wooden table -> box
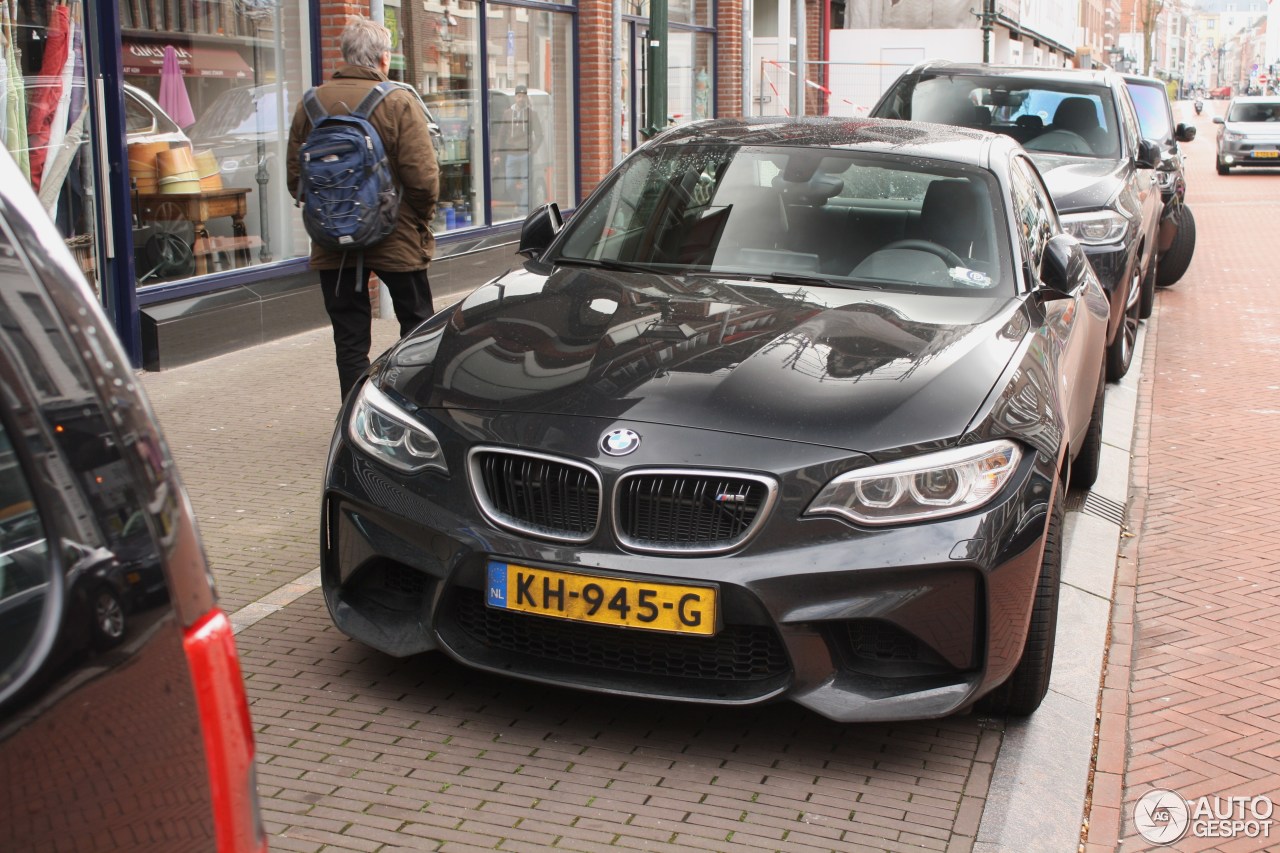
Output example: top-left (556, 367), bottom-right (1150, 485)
top-left (134, 187), bottom-right (253, 276)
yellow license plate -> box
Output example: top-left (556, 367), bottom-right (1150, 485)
top-left (485, 561), bottom-right (717, 635)
top-left (1253, 151), bottom-right (1279, 158)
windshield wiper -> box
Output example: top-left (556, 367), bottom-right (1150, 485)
top-left (693, 270), bottom-right (884, 291)
top-left (553, 256), bottom-right (660, 274)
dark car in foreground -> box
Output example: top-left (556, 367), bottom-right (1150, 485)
top-left (0, 155), bottom-right (264, 851)
top-left (1123, 74), bottom-right (1197, 295)
top-left (871, 62), bottom-right (1162, 381)
top-left (1213, 96), bottom-right (1280, 173)
top-left (320, 117), bottom-right (1110, 722)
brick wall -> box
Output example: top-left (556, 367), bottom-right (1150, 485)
top-left (718, 2), bottom-right (744, 118)
top-left (577, 0), bottom-right (614, 199)
top-left (318, 2), bottom-right (371, 77)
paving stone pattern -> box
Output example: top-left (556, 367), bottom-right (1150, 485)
top-left (1083, 114), bottom-right (1280, 851)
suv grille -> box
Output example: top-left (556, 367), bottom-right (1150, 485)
top-left (616, 471), bottom-right (774, 553)
top-left (470, 449), bottom-right (601, 542)
top-left (450, 588), bottom-right (790, 683)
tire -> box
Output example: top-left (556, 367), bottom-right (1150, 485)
top-left (1070, 366), bottom-right (1106, 490)
top-left (980, 477), bottom-right (1064, 716)
top-left (1156, 204), bottom-right (1196, 288)
top-left (91, 586), bottom-right (127, 649)
top-left (1105, 270), bottom-right (1141, 382)
top-left (1217, 160), bottom-right (1230, 175)
top-left (1138, 253), bottom-right (1158, 320)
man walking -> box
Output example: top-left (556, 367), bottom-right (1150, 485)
top-left (286, 17), bottom-right (439, 402)
top-left (495, 84), bottom-right (543, 212)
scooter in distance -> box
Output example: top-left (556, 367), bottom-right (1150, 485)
top-left (1194, 99), bottom-right (1204, 115)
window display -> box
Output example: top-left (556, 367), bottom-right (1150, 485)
top-left (122, 0), bottom-right (311, 286)
top-left (485, 5), bottom-right (574, 223)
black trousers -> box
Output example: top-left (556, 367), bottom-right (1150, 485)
top-left (319, 266), bottom-right (434, 402)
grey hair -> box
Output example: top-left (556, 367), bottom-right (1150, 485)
top-left (341, 17), bottom-right (392, 69)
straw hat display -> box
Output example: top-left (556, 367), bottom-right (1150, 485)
top-left (157, 144), bottom-right (200, 194)
top-left (194, 150), bottom-right (223, 191)
top-left (127, 140), bottom-right (170, 193)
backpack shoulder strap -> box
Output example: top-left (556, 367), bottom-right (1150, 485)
top-left (351, 82), bottom-right (396, 120)
top-left (302, 87), bottom-right (328, 124)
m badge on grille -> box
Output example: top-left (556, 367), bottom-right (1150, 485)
top-left (601, 429), bottom-right (641, 456)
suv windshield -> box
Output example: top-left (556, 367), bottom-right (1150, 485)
top-left (554, 142), bottom-right (1011, 294)
top-left (878, 74), bottom-right (1121, 159)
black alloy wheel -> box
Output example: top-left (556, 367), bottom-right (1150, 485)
top-left (1105, 269), bottom-right (1141, 382)
top-left (1138, 254), bottom-right (1158, 320)
top-left (91, 586), bottom-right (127, 649)
top-left (980, 476), bottom-right (1064, 716)
top-left (1156, 204), bottom-right (1196, 287)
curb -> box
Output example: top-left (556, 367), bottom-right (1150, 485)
top-left (975, 324), bottom-right (1147, 853)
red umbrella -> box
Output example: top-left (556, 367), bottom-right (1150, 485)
top-left (27, 2), bottom-right (71, 193)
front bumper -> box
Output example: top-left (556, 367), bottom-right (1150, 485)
top-left (320, 415), bottom-right (1057, 723)
top-left (1219, 138), bottom-right (1280, 166)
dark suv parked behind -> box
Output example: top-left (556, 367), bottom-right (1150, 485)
top-left (0, 155), bottom-right (265, 850)
top-left (1123, 74), bottom-right (1196, 296)
top-left (872, 63), bottom-right (1163, 380)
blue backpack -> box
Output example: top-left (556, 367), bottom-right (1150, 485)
top-left (297, 82), bottom-right (400, 257)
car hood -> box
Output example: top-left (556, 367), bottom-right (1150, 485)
top-left (380, 267), bottom-right (1027, 454)
top-left (1025, 153), bottom-right (1125, 212)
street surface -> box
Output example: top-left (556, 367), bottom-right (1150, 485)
top-left (136, 102), bottom-right (1278, 852)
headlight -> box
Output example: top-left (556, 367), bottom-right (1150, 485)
top-left (348, 381), bottom-right (448, 474)
top-left (1155, 169), bottom-right (1176, 190)
top-left (806, 440), bottom-right (1021, 525)
top-left (1060, 210), bottom-right (1128, 245)
top-left (1223, 130), bottom-right (1242, 142)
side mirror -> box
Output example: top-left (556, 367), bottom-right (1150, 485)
top-left (1175, 123), bottom-right (1196, 143)
top-left (1136, 139), bottom-right (1161, 169)
top-left (517, 203), bottom-right (563, 258)
top-left (1213, 116), bottom-right (1225, 125)
top-left (1038, 233), bottom-right (1085, 298)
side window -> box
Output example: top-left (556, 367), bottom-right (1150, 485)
top-left (1117, 88), bottom-right (1141, 155)
top-left (1009, 157), bottom-right (1057, 280)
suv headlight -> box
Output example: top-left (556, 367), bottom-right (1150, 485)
top-left (806, 440), bottom-right (1021, 526)
top-left (1155, 169), bottom-right (1177, 190)
top-left (349, 381), bottom-right (448, 474)
top-left (1223, 130), bottom-right (1243, 142)
top-left (1060, 210), bottom-right (1129, 245)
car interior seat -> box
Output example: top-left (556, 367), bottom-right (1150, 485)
top-left (1051, 97), bottom-right (1109, 152)
top-left (710, 184), bottom-right (790, 263)
top-left (914, 179), bottom-right (989, 263)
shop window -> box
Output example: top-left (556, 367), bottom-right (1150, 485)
top-left (486, 5), bottom-right (575, 223)
top-left (122, 1), bottom-right (312, 286)
top-left (410, 0), bottom-right (487, 233)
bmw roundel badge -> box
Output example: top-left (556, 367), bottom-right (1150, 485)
top-left (601, 428), bottom-right (641, 456)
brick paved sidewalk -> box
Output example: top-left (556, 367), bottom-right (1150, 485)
top-left (1083, 118), bottom-right (1280, 851)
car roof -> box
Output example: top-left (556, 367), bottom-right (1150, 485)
top-left (1228, 96), bottom-right (1280, 103)
top-left (905, 61), bottom-right (1119, 88)
top-left (650, 116), bottom-right (1012, 168)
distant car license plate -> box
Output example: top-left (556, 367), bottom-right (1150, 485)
top-left (486, 561), bottom-right (717, 635)
top-left (1253, 151), bottom-right (1279, 158)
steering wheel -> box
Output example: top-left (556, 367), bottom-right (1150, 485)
top-left (880, 239), bottom-right (964, 268)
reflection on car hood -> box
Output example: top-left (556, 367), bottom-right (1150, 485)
top-left (381, 267), bottom-right (1028, 453)
top-left (1025, 153), bottom-right (1124, 213)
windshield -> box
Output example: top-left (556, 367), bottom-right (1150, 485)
top-left (878, 74), bottom-right (1121, 159)
top-left (1126, 83), bottom-right (1172, 143)
top-left (554, 143), bottom-right (1012, 294)
top-left (1227, 101), bottom-right (1280, 123)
